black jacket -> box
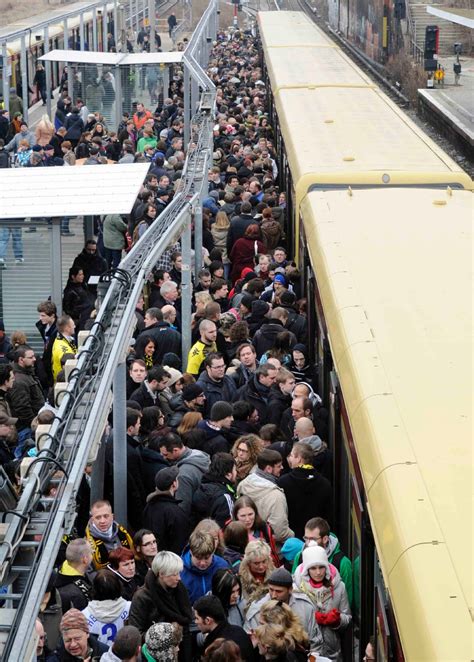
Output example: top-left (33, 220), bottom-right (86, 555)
top-left (283, 307), bottom-right (308, 343)
top-left (196, 420), bottom-right (231, 457)
top-left (140, 445), bottom-right (169, 495)
top-left (54, 568), bottom-right (92, 612)
top-left (267, 386), bottom-right (292, 426)
top-left (200, 621), bottom-right (254, 661)
top-left (278, 467), bottom-right (332, 539)
top-left (196, 371), bottom-right (237, 418)
top-left (234, 375), bottom-right (272, 425)
top-left (64, 113), bottom-right (84, 141)
top-left (143, 492), bottom-right (190, 555)
top-left (62, 282), bottom-right (95, 330)
top-left (9, 364), bottom-right (45, 430)
top-left (136, 322), bottom-right (181, 365)
top-left (168, 395), bottom-right (195, 428)
top-left (226, 213), bottom-right (256, 254)
top-left (105, 434), bottom-right (146, 531)
top-left (252, 321), bottom-right (296, 360)
top-left (192, 473), bottom-right (235, 527)
top-left (130, 382), bottom-right (158, 409)
top-left (72, 250), bottom-right (107, 291)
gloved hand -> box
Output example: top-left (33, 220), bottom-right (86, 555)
top-left (324, 608), bottom-right (341, 628)
top-left (315, 611), bottom-right (328, 625)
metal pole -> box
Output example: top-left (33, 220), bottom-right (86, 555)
top-left (44, 26), bottom-right (52, 118)
top-left (20, 35), bottom-right (29, 123)
top-left (2, 43), bottom-right (9, 118)
top-left (184, 69), bottom-right (190, 146)
top-left (191, 78), bottom-right (198, 114)
top-left (79, 13), bottom-right (85, 51)
top-left (51, 218), bottom-right (63, 314)
top-left (114, 64), bottom-right (122, 133)
top-left (92, 8), bottom-right (98, 51)
top-left (103, 5), bottom-right (108, 52)
top-left (194, 204), bottom-right (203, 282)
top-left (149, 0), bottom-right (156, 52)
top-left (90, 434), bottom-right (106, 503)
top-left (63, 19), bottom-right (70, 100)
top-left (113, 362), bottom-right (127, 526)
top-left (113, 0), bottom-right (119, 49)
top-left (181, 214), bottom-right (192, 363)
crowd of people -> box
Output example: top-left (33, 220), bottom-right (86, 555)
top-left (0, 22), bottom-right (376, 662)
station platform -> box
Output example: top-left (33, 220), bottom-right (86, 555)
top-left (418, 55), bottom-right (474, 147)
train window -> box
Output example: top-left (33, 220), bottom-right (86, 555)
top-left (337, 421), bottom-right (351, 554)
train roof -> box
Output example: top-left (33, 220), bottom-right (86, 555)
top-left (259, 11), bottom-right (472, 191)
top-left (258, 10), bottom-right (332, 48)
top-left (301, 186), bottom-right (473, 661)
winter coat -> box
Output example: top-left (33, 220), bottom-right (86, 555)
top-left (180, 548), bottom-right (228, 604)
top-left (62, 282), bottom-right (95, 330)
top-left (9, 364), bottom-right (45, 430)
top-left (72, 249), bottom-right (107, 288)
top-left (128, 570), bottom-right (192, 661)
top-left (283, 307), bottom-right (308, 343)
top-left (233, 374), bottom-right (273, 425)
top-left (210, 225), bottom-right (230, 263)
top-left (229, 237), bottom-right (265, 283)
top-left (252, 321), bottom-right (296, 360)
top-left (196, 420), bottom-right (231, 457)
top-left (5, 129), bottom-right (36, 152)
top-left (135, 322), bottom-right (181, 365)
top-left (107, 565), bottom-right (141, 601)
top-left (245, 591), bottom-right (324, 654)
top-left (143, 491), bottom-right (190, 555)
top-left (129, 381), bottom-right (158, 409)
top-left (103, 214), bottom-right (127, 250)
top-left (226, 213), bottom-right (257, 254)
top-left (291, 533), bottom-right (353, 609)
top-left (54, 561), bottom-right (92, 611)
top-left (267, 386), bottom-right (292, 426)
top-left (196, 371), bottom-right (237, 418)
top-left (237, 472), bottom-right (294, 543)
top-left (173, 447), bottom-right (210, 515)
top-left (192, 473), bottom-right (236, 527)
top-left (293, 563), bottom-right (351, 661)
top-left (198, 621), bottom-right (254, 661)
top-left (168, 395), bottom-right (196, 429)
top-left (35, 118), bottom-right (55, 146)
top-left (64, 113), bottom-right (85, 141)
top-left (81, 597), bottom-right (130, 644)
top-left (277, 466), bottom-right (332, 539)
top-left (238, 556), bottom-right (275, 606)
top-left (139, 445), bottom-right (169, 495)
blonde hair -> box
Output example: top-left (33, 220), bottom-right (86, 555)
top-left (243, 539), bottom-right (271, 562)
top-left (189, 530), bottom-right (215, 559)
top-left (214, 211), bottom-right (230, 230)
top-left (254, 623), bottom-right (296, 657)
top-left (259, 600), bottom-right (309, 649)
top-left (194, 518), bottom-right (224, 555)
top-left (195, 291), bottom-right (213, 305)
top-left (177, 411), bottom-right (202, 435)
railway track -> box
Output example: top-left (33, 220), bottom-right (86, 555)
top-left (262, 0), bottom-right (474, 175)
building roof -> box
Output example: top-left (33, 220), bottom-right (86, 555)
top-left (426, 5), bottom-right (474, 29)
top-left (39, 49), bottom-right (183, 65)
top-left (0, 164), bottom-right (149, 219)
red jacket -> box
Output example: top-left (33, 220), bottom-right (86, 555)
top-left (229, 237), bottom-right (265, 283)
top-left (133, 109), bottom-right (153, 131)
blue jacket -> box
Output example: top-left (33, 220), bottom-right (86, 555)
top-left (180, 547), bottom-right (228, 605)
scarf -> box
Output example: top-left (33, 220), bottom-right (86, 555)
top-left (148, 573), bottom-right (192, 626)
top-left (88, 520), bottom-right (120, 550)
top-left (255, 467), bottom-right (278, 485)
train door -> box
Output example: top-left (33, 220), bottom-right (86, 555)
top-left (374, 562), bottom-right (405, 662)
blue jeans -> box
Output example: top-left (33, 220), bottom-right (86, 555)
top-left (104, 247), bottom-right (122, 269)
top-left (0, 227), bottom-right (23, 260)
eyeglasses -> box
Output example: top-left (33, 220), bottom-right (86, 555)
top-left (303, 536), bottom-right (322, 543)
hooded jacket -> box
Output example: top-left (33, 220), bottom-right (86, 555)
top-left (277, 466), bottom-right (332, 539)
top-left (237, 471), bottom-right (294, 543)
top-left (136, 322), bottom-right (181, 365)
top-left (192, 472), bottom-right (236, 527)
top-left (245, 591), bottom-right (324, 654)
top-left (180, 547), bottom-right (228, 604)
top-left (144, 491), bottom-right (190, 555)
top-left (81, 597), bottom-right (130, 644)
top-left (293, 563), bottom-right (351, 661)
top-left (267, 386), bottom-right (292, 426)
top-left (173, 447), bottom-right (210, 515)
top-left (234, 374), bottom-right (272, 425)
top-left (196, 371), bottom-right (237, 418)
top-left (252, 321), bottom-right (296, 360)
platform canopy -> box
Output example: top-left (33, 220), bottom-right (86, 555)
top-left (0, 164), bottom-right (149, 219)
top-left (39, 49), bottom-right (183, 65)
top-left (426, 5), bottom-right (474, 29)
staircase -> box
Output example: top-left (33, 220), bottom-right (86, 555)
top-left (408, 1), bottom-right (472, 56)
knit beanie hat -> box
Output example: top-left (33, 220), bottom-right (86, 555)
top-left (210, 401), bottom-right (233, 422)
top-left (60, 608), bottom-right (89, 634)
top-left (281, 537), bottom-right (304, 562)
top-left (268, 567), bottom-right (293, 587)
top-left (145, 622), bottom-right (177, 662)
top-left (163, 366), bottom-right (183, 387)
top-left (302, 542), bottom-right (330, 580)
top-left (274, 274), bottom-right (287, 286)
top-left (182, 384), bottom-right (204, 402)
top-left (240, 293), bottom-right (254, 311)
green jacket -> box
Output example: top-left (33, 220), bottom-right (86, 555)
top-left (292, 533), bottom-right (353, 608)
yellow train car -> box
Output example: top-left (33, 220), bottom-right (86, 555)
top-left (258, 11), bottom-right (473, 251)
top-left (299, 186), bottom-right (473, 661)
